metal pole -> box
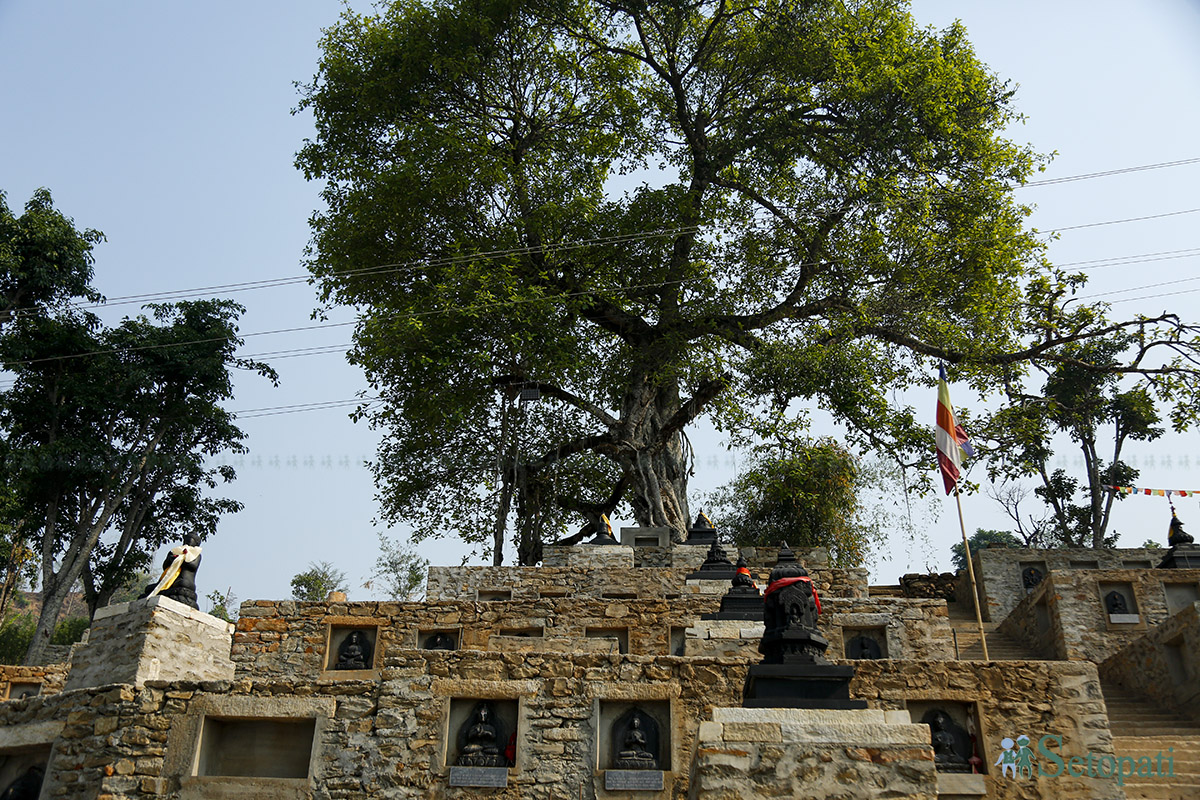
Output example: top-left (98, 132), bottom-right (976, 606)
top-left (956, 488), bottom-right (989, 661)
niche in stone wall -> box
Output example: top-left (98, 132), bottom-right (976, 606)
top-left (1019, 562), bottom-right (1047, 594)
top-left (195, 717), bottom-right (316, 779)
top-left (1164, 582), bottom-right (1200, 615)
top-left (1099, 582), bottom-right (1140, 625)
top-left (1163, 635), bottom-right (1191, 685)
top-left (668, 626), bottom-right (687, 656)
top-left (602, 591), bottom-right (638, 600)
top-left (539, 588), bottom-right (569, 599)
top-left (0, 745), bottom-right (52, 800)
top-left (842, 627), bottom-right (888, 659)
top-left (597, 700), bottom-right (671, 790)
top-left (325, 624), bottom-right (380, 672)
top-left (445, 698), bottom-right (519, 787)
top-left (2, 681), bottom-right (41, 701)
top-left (1123, 560), bottom-right (1153, 569)
top-left (477, 589), bottom-right (512, 601)
top-left (419, 629), bottom-right (459, 651)
top-left (498, 627), bottom-right (543, 638)
top-left (905, 701), bottom-right (984, 775)
top-left (586, 627), bottom-right (629, 654)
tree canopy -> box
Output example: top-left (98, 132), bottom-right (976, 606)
top-left (299, 0), bottom-right (1200, 562)
top-left (291, 561), bottom-right (348, 602)
top-left (708, 439), bottom-right (876, 566)
top-left (0, 300), bottom-right (276, 664)
top-left (0, 188), bottom-right (102, 326)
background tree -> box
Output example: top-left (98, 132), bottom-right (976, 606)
top-left (949, 528), bottom-right (1021, 572)
top-left (300, 0), bottom-right (1200, 561)
top-left (0, 300), bottom-right (275, 664)
top-left (981, 326), bottom-right (1172, 549)
top-left (367, 534), bottom-right (429, 601)
top-left (708, 439), bottom-right (876, 566)
top-left (290, 561), bottom-right (348, 602)
top-left (205, 587), bottom-right (238, 623)
top-left (0, 188), bottom-right (102, 327)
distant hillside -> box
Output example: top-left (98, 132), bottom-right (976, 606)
top-left (7, 590), bottom-right (90, 621)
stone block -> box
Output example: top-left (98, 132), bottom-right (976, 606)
top-left (65, 596), bottom-right (235, 691)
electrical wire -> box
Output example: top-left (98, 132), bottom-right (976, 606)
top-left (1018, 157), bottom-right (1200, 188)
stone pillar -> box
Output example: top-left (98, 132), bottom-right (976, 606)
top-left (64, 595), bottom-right (234, 691)
top-left (689, 707), bottom-right (937, 800)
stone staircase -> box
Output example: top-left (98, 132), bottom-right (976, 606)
top-left (945, 604), bottom-right (1040, 661)
top-left (1102, 682), bottom-right (1200, 800)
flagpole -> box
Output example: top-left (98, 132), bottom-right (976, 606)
top-left (955, 487), bottom-right (989, 661)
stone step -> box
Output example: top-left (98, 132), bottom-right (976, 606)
top-left (868, 585), bottom-right (905, 598)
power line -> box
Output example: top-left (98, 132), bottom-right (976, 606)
top-left (1044, 207), bottom-right (1200, 233)
top-left (63, 226), bottom-right (703, 313)
top-left (1019, 156), bottom-right (1200, 188)
top-left (1060, 247), bottom-right (1200, 271)
top-left (1077, 275), bottom-right (1200, 301)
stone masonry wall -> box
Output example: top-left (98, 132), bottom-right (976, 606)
top-left (0, 663), bottom-right (68, 700)
top-left (426, 564), bottom-right (868, 602)
top-left (64, 597), bottom-right (235, 692)
top-left (970, 547), bottom-right (1165, 622)
top-left (1100, 600), bottom-right (1200, 722)
top-left (231, 593), bottom-right (941, 681)
top-left (851, 660), bottom-right (1121, 800)
top-left (998, 568), bottom-right (1200, 663)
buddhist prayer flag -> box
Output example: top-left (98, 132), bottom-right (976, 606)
top-left (1104, 485), bottom-right (1198, 497)
top-left (936, 366), bottom-right (972, 495)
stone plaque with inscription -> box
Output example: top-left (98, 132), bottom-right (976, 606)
top-left (605, 770), bottom-right (665, 791)
top-left (449, 766), bottom-right (509, 787)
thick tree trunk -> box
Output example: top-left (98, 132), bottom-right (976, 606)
top-left (23, 576), bottom-right (70, 665)
top-left (620, 374), bottom-right (693, 541)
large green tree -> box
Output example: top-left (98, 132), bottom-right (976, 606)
top-left (0, 188), bottom-right (102, 326)
top-left (708, 439), bottom-right (876, 566)
top-left (0, 301), bottom-right (276, 664)
top-left (299, 0), bottom-right (1199, 562)
top-left (981, 329), bottom-right (1167, 549)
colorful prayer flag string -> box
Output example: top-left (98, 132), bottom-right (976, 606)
top-left (1102, 485), bottom-right (1200, 497)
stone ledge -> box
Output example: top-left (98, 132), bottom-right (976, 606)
top-left (96, 595), bottom-right (234, 633)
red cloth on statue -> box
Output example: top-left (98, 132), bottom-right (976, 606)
top-left (762, 575), bottom-right (821, 613)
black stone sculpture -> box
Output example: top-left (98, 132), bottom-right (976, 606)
top-left (686, 537), bottom-right (736, 581)
top-left (702, 555), bottom-right (764, 620)
top-left (423, 632), bottom-right (457, 650)
top-left (684, 512), bottom-right (718, 546)
top-left (923, 709), bottom-right (971, 773)
top-left (742, 543), bottom-right (866, 709)
top-left (1104, 590), bottom-right (1130, 615)
top-left (456, 702), bottom-right (509, 768)
top-left (1021, 566), bottom-right (1044, 592)
top-left (0, 766), bottom-right (44, 800)
top-left (1169, 513), bottom-right (1195, 546)
top-left (138, 532), bottom-right (202, 609)
top-left (587, 514), bottom-right (621, 546)
top-left (334, 630), bottom-right (374, 670)
top-left (845, 632), bottom-right (883, 660)
top-left (1159, 511), bottom-right (1200, 568)
top-left (611, 709), bottom-right (660, 770)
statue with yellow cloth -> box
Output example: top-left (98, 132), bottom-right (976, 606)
top-left (138, 532), bottom-right (203, 610)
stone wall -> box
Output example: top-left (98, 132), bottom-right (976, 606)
top-left (426, 563), bottom-right (867, 603)
top-left (231, 591), bottom-right (930, 681)
top-left (969, 547), bottom-right (1165, 622)
top-left (232, 597), bottom-right (727, 678)
top-left (1100, 600), bottom-right (1200, 722)
top-left (0, 663), bottom-right (68, 700)
top-left (689, 707), bottom-right (938, 800)
top-left (851, 660), bottom-right (1121, 800)
top-left (998, 568), bottom-right (1200, 663)
top-left (64, 596), bottom-right (235, 691)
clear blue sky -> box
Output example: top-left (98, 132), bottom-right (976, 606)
top-left (1, 1), bottom-right (1199, 603)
